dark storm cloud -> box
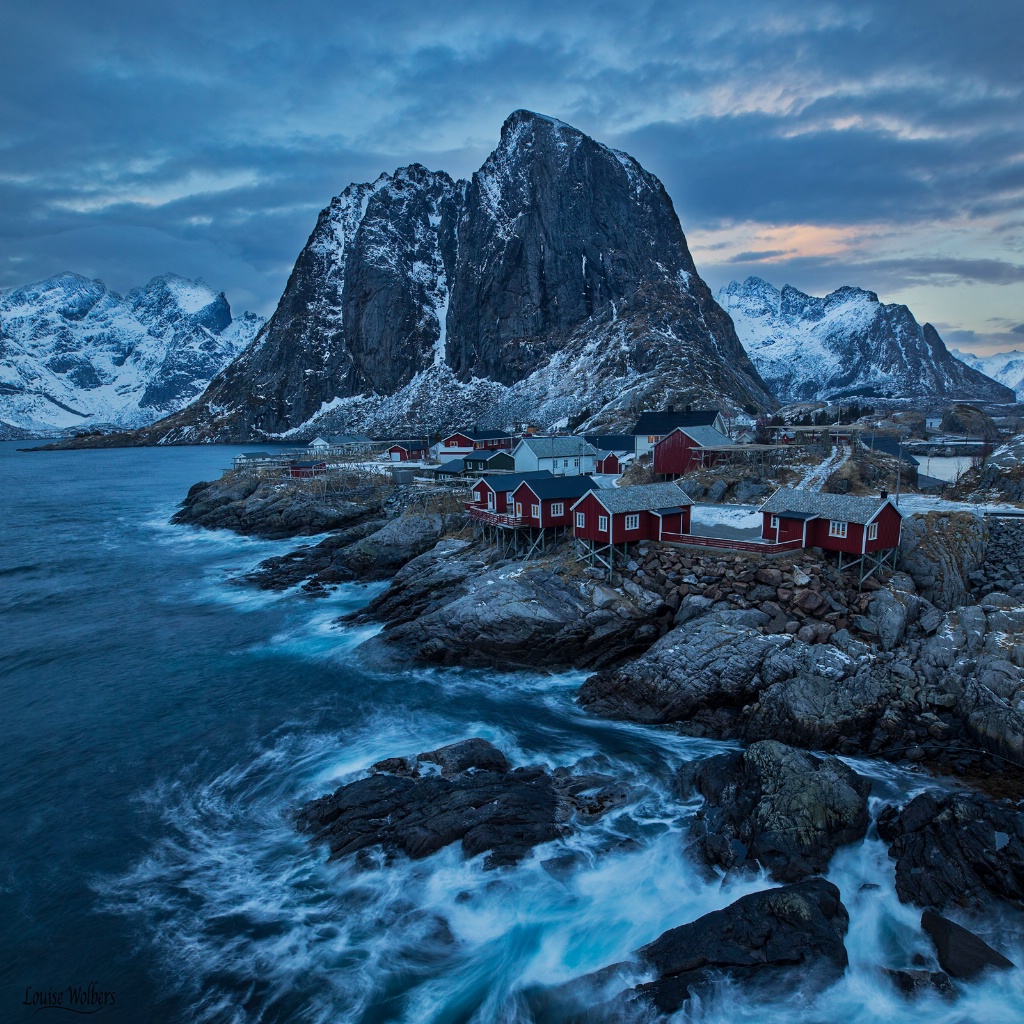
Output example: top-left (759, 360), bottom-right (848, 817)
top-left (1, 0), bottom-right (1022, 316)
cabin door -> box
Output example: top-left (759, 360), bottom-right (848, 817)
top-left (487, 492), bottom-right (495, 509)
top-left (515, 502), bottom-right (523, 519)
top-left (390, 452), bottom-right (401, 462)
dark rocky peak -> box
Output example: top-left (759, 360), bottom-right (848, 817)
top-left (126, 275), bottom-right (231, 334)
top-left (3, 272), bottom-right (111, 321)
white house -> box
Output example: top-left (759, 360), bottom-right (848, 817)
top-left (512, 436), bottom-right (599, 476)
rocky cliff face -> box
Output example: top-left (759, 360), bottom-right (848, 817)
top-left (150, 111), bottom-right (775, 442)
top-left (718, 277), bottom-right (1014, 405)
top-left (952, 348), bottom-right (1024, 401)
top-left (0, 272), bottom-right (262, 435)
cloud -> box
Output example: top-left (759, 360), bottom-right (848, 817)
top-left (0, 0), bottom-right (1021, 333)
top-left (726, 249), bottom-right (792, 262)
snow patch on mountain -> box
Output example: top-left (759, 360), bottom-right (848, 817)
top-left (719, 277), bottom-right (1014, 405)
top-left (0, 273), bottom-right (263, 435)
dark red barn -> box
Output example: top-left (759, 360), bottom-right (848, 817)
top-left (387, 439), bottom-right (429, 461)
top-left (653, 425), bottom-right (735, 477)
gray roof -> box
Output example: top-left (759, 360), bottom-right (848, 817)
top-left (759, 487), bottom-right (893, 525)
top-left (518, 436), bottom-right (598, 459)
top-left (666, 425), bottom-right (735, 448)
top-left (580, 482), bottom-right (694, 514)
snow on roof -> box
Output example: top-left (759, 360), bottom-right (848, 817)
top-left (518, 436), bottom-right (598, 459)
top-left (580, 482), bottom-right (694, 514)
top-left (759, 487), bottom-right (894, 525)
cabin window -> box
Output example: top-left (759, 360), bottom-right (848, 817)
top-left (551, 502), bottom-right (564, 517)
top-left (625, 514), bottom-right (640, 530)
top-left (829, 520), bottom-right (848, 538)
top-left (770, 515), bottom-right (779, 529)
top-left (531, 503), bottom-right (540, 519)
top-left (475, 490), bottom-right (483, 502)
top-left (563, 459), bottom-right (569, 467)
top-left (598, 515), bottom-right (609, 532)
top-left (575, 512), bottom-right (586, 528)
top-left (573, 458), bottom-right (579, 467)
top-left (505, 491), bottom-right (513, 504)
top-left (647, 435), bottom-right (655, 443)
top-left (867, 522), bottom-right (878, 541)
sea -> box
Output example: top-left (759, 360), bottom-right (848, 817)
top-left (2, 440), bottom-right (1023, 1023)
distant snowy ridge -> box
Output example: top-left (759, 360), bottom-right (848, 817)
top-left (0, 273), bottom-right (263, 435)
top-left (718, 277), bottom-right (1013, 405)
top-left (951, 348), bottom-right (1024, 402)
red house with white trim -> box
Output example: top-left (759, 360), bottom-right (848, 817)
top-left (571, 483), bottom-right (693, 545)
top-left (758, 487), bottom-right (903, 554)
top-left (441, 429), bottom-right (517, 451)
top-left (387, 439), bottom-right (429, 461)
top-left (653, 425), bottom-right (735, 477)
top-left (466, 471), bottom-right (554, 514)
top-left (511, 476), bottom-right (596, 528)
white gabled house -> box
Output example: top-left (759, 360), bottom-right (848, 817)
top-left (512, 436), bottom-right (599, 476)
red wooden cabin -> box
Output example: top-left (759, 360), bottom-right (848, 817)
top-left (571, 483), bottom-right (693, 544)
top-left (653, 425), bottom-right (735, 477)
top-left (441, 429), bottom-right (517, 451)
top-left (511, 476), bottom-right (596, 528)
top-left (594, 451), bottom-right (628, 475)
top-left (759, 488), bottom-right (903, 554)
top-left (387, 439), bottom-right (429, 461)
top-left (466, 471), bottom-right (553, 514)
top-left (289, 461), bottom-right (327, 478)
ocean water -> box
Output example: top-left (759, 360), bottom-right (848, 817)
top-left (1, 440), bottom-right (1022, 1023)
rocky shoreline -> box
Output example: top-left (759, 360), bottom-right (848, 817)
top-left (170, 475), bottom-right (1024, 1014)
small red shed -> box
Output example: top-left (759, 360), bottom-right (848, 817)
top-left (289, 461), bottom-right (327, 478)
top-left (571, 482), bottom-right (693, 544)
top-left (759, 487), bottom-right (903, 554)
top-left (441, 429), bottom-right (517, 451)
top-left (653, 425), bottom-right (735, 477)
top-left (387, 438), bottom-right (429, 461)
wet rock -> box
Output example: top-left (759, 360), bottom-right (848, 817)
top-left (921, 910), bottom-right (1015, 980)
top-left (680, 741), bottom-right (871, 882)
top-left (876, 791), bottom-right (1024, 909)
top-left (556, 881), bottom-right (849, 1016)
top-left (297, 740), bottom-right (622, 869)
top-left (882, 967), bottom-right (956, 999)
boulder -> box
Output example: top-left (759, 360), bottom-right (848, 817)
top-left (882, 967), bottom-right (956, 999)
top-left (921, 910), bottom-right (1014, 980)
top-left (877, 791), bottom-right (1024, 909)
top-left (296, 739), bottom-right (625, 869)
top-left (680, 741), bottom-right (871, 882)
top-left (615, 881), bottom-right (849, 1014)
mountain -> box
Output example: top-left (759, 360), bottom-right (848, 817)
top-left (717, 277), bottom-right (1014, 406)
top-left (951, 348), bottom-right (1024, 402)
top-left (0, 273), bottom-right (263, 436)
top-left (147, 110), bottom-right (775, 443)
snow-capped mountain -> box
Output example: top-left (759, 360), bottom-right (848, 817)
top-left (718, 277), bottom-right (1013, 405)
top-left (0, 273), bottom-right (263, 435)
top-left (951, 348), bottom-right (1024, 401)
top-left (143, 110), bottom-right (775, 442)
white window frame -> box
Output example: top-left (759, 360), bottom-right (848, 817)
top-left (867, 522), bottom-right (878, 541)
top-left (575, 512), bottom-right (586, 529)
top-left (551, 502), bottom-right (564, 517)
top-left (598, 514), bottom-right (609, 532)
top-left (563, 458), bottom-right (569, 467)
top-left (505, 491), bottom-right (514, 505)
top-left (625, 513), bottom-right (640, 530)
top-left (531, 503), bottom-right (540, 519)
top-left (829, 520), bottom-right (848, 538)
top-left (770, 514), bottom-right (779, 529)
top-left (573, 458), bottom-right (579, 467)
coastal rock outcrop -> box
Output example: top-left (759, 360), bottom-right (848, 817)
top-left (244, 512), bottom-right (449, 589)
top-left (551, 880), bottom-right (849, 1016)
top-left (898, 512), bottom-right (988, 610)
top-left (355, 543), bottom-right (673, 671)
top-left (877, 791), bottom-right (1024, 910)
top-left (921, 910), bottom-right (1015, 979)
top-left (171, 472), bottom-right (387, 538)
top-left (680, 741), bottom-right (871, 882)
top-left (296, 738), bottom-right (627, 869)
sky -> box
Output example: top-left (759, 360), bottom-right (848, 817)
top-left (2, 0), bottom-right (1022, 355)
